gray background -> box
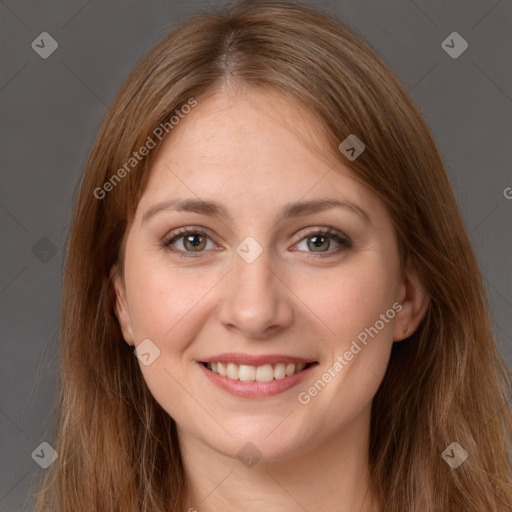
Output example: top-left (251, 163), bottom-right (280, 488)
top-left (0, 1), bottom-right (511, 510)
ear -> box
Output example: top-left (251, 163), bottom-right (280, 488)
top-left (110, 264), bottom-right (135, 346)
top-left (393, 256), bottom-right (430, 342)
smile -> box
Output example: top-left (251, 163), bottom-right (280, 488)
top-left (203, 361), bottom-right (312, 381)
top-left (198, 354), bottom-right (318, 398)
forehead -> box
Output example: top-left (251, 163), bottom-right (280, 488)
top-left (136, 86), bottom-right (374, 219)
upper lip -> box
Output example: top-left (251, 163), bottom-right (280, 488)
top-left (199, 353), bottom-right (317, 366)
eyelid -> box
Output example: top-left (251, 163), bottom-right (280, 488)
top-left (294, 225), bottom-right (344, 241)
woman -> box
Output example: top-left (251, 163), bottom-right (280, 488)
top-left (33, 1), bottom-right (512, 511)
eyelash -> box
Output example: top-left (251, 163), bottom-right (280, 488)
top-left (162, 226), bottom-right (352, 259)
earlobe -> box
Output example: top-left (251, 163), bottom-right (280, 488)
top-left (393, 258), bottom-right (430, 342)
top-left (110, 266), bottom-right (135, 346)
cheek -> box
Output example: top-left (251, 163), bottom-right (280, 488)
top-left (295, 257), bottom-right (399, 346)
top-left (294, 265), bottom-right (397, 418)
top-left (123, 262), bottom-right (207, 422)
top-left (125, 254), bottom-right (205, 343)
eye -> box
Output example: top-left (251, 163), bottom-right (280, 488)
top-left (162, 228), bottom-right (216, 258)
top-left (162, 226), bottom-right (352, 259)
top-left (293, 227), bottom-right (352, 257)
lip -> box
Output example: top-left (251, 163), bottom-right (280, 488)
top-left (197, 359), bottom-right (318, 399)
top-left (199, 352), bottom-right (316, 366)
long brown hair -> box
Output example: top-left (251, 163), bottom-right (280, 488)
top-left (32, 1), bottom-right (512, 510)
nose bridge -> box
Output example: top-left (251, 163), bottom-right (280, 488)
top-left (218, 237), bottom-right (293, 336)
top-left (235, 239), bottom-right (274, 294)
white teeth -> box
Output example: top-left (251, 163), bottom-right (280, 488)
top-left (274, 363), bottom-right (286, 379)
top-left (256, 364), bottom-right (274, 382)
top-left (217, 362), bottom-right (227, 377)
top-left (239, 364), bottom-right (256, 381)
top-left (205, 361), bottom-right (310, 381)
top-left (226, 362), bottom-right (238, 380)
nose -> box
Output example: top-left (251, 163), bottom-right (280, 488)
top-left (217, 243), bottom-right (295, 339)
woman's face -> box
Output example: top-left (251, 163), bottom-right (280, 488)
top-left (113, 86), bottom-right (422, 462)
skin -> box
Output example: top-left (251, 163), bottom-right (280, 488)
top-left (113, 85), bottom-right (429, 512)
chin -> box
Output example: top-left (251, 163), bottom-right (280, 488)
top-left (205, 418), bottom-right (313, 464)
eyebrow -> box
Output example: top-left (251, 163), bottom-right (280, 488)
top-left (141, 197), bottom-right (371, 225)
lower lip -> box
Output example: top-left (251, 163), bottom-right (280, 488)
top-left (197, 362), bottom-right (316, 398)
